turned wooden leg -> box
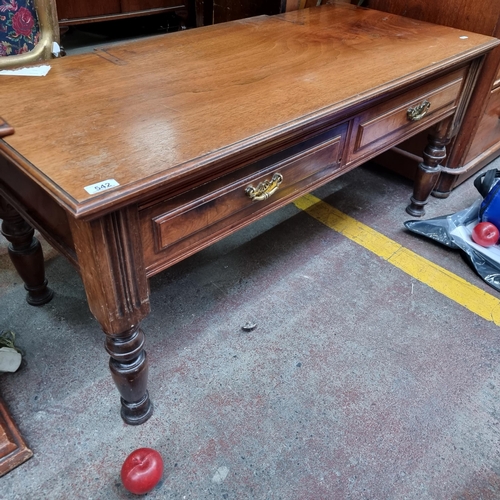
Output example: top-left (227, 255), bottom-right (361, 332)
top-left (106, 325), bottom-right (153, 425)
top-left (406, 132), bottom-right (450, 217)
top-left (69, 207), bottom-right (152, 425)
top-left (432, 172), bottom-right (457, 199)
top-left (0, 200), bottom-right (54, 306)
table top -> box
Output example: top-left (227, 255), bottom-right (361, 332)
top-left (0, 3), bottom-right (498, 218)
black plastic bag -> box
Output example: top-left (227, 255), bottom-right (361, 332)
top-left (405, 169), bottom-right (500, 292)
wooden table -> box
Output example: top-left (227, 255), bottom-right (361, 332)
top-left (364, 0), bottom-right (500, 194)
top-left (0, 3), bottom-right (498, 425)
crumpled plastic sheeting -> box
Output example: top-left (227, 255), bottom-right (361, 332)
top-left (405, 199), bottom-right (500, 292)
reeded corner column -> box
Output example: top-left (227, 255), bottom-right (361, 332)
top-left (69, 206), bottom-right (153, 425)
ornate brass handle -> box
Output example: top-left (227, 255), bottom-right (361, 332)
top-left (407, 100), bottom-right (431, 122)
top-left (245, 173), bottom-right (283, 202)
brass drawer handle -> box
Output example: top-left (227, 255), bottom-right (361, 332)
top-left (407, 100), bottom-right (431, 121)
top-left (245, 173), bottom-right (283, 202)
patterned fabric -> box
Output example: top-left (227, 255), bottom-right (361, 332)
top-left (0, 0), bottom-right (40, 57)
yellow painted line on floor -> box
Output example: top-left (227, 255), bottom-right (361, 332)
top-left (294, 193), bottom-right (500, 326)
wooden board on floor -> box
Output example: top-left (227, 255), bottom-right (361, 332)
top-left (0, 395), bottom-right (32, 477)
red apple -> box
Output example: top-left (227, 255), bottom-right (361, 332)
top-left (471, 221), bottom-right (500, 247)
top-left (121, 448), bottom-right (163, 495)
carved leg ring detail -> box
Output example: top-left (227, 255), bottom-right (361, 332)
top-left (406, 134), bottom-right (449, 218)
top-left (1, 209), bottom-right (54, 306)
top-left (106, 326), bottom-right (153, 425)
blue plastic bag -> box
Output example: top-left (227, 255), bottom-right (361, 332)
top-left (405, 169), bottom-right (500, 292)
top-left (475, 169), bottom-right (500, 229)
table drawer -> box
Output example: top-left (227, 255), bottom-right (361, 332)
top-left (348, 67), bottom-right (467, 163)
top-left (140, 124), bottom-right (347, 274)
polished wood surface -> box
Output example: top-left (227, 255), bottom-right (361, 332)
top-left (466, 85), bottom-right (500, 163)
top-left (347, 69), bottom-right (466, 162)
top-left (366, 0), bottom-right (500, 35)
top-left (285, 0), bottom-right (361, 13)
top-left (57, 0), bottom-right (191, 26)
top-left (57, 0), bottom-right (121, 20)
top-left (140, 125), bottom-right (347, 274)
top-left (212, 0), bottom-right (281, 23)
top-left (1, 5), bottom-right (495, 217)
top-left (0, 3), bottom-right (498, 424)
top-left (198, 0), bottom-right (289, 25)
top-left (364, 0), bottom-right (500, 194)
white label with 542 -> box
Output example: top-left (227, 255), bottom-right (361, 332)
top-left (84, 179), bottom-right (120, 194)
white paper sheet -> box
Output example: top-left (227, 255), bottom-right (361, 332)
top-left (0, 65), bottom-right (51, 77)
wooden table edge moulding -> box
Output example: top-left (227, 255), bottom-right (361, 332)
top-left (0, 3), bottom-right (498, 425)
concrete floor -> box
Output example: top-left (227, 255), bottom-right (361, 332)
top-left (2, 158), bottom-right (500, 499)
top-left (2, 20), bottom-right (500, 500)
